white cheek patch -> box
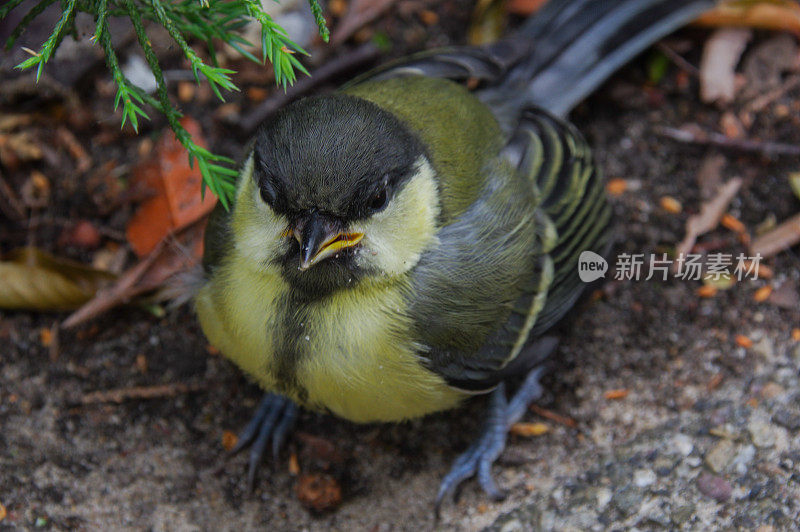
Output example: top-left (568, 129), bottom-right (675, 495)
top-left (231, 155), bottom-right (290, 267)
top-left (352, 157), bottom-right (440, 276)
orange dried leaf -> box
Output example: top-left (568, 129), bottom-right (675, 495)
top-left (206, 344), bottom-right (220, 356)
top-left (697, 284), bottom-right (718, 298)
top-left (289, 452), bottom-right (300, 475)
top-left (39, 328), bottom-right (53, 347)
top-left (419, 9), bottom-right (439, 25)
top-left (510, 422), bottom-right (550, 437)
top-left (0, 501), bottom-right (6, 521)
top-left (221, 430), bottom-right (238, 451)
top-left (135, 354), bottom-right (148, 374)
top-left (126, 117), bottom-right (216, 257)
top-left (506, 0), bottom-right (549, 16)
top-left (604, 389), bottom-right (629, 400)
top-left (721, 213), bottom-right (746, 233)
top-left (660, 196), bottom-right (683, 214)
top-left (735, 334), bottom-right (753, 348)
top-left (753, 285), bottom-right (773, 302)
top-left (606, 178), bottom-right (628, 196)
top-left (791, 328), bottom-right (800, 341)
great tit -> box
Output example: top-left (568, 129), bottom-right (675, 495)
top-left (193, 0), bottom-right (714, 506)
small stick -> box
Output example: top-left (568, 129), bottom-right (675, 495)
top-left (529, 404), bottom-right (578, 428)
top-left (656, 125), bottom-right (800, 157)
top-left (744, 74), bottom-right (800, 113)
top-left (0, 168), bottom-right (25, 221)
top-left (656, 42), bottom-right (699, 76)
top-left (240, 43), bottom-right (381, 134)
top-left (79, 382), bottom-right (206, 405)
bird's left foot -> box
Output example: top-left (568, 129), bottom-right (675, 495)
top-left (229, 393), bottom-right (298, 490)
top-left (435, 367), bottom-right (545, 514)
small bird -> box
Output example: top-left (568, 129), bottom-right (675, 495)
top-left (193, 0), bottom-right (713, 507)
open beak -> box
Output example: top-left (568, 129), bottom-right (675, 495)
top-left (291, 212), bottom-right (364, 271)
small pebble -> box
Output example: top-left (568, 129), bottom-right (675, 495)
top-left (671, 504), bottom-right (695, 525)
top-left (772, 409), bottom-right (800, 431)
top-left (612, 486), bottom-right (643, 516)
top-left (633, 469), bottom-right (656, 487)
top-left (749, 416), bottom-right (776, 448)
top-left (696, 472), bottom-right (732, 502)
top-left (673, 434), bottom-right (694, 456)
top-left (705, 439), bottom-right (736, 473)
top-left (732, 445), bottom-right (756, 475)
top-left (596, 487), bottom-right (612, 509)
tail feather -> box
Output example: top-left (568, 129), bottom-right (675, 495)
top-left (349, 0), bottom-right (715, 118)
top-left (494, 0), bottom-right (715, 115)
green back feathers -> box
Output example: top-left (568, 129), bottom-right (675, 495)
top-left (344, 77), bottom-right (503, 224)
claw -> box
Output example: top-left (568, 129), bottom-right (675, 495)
top-left (435, 367), bottom-right (546, 514)
top-left (229, 393), bottom-right (298, 491)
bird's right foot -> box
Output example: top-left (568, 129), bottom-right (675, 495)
top-left (229, 393), bottom-right (298, 490)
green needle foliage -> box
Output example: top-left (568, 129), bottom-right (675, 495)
top-left (1, 0), bottom-right (329, 208)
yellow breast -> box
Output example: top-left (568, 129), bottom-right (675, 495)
top-left (194, 258), bottom-right (466, 423)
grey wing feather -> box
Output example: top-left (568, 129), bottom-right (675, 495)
top-left (412, 108), bottom-right (610, 391)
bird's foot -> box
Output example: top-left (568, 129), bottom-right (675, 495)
top-left (435, 367), bottom-right (545, 514)
top-left (229, 393), bottom-right (298, 490)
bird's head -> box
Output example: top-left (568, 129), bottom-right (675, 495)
top-left (231, 94), bottom-right (441, 296)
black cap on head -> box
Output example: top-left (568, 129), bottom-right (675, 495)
top-left (253, 94), bottom-right (425, 222)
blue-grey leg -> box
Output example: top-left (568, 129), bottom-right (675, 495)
top-left (435, 366), bottom-right (545, 514)
top-left (229, 393), bottom-right (298, 490)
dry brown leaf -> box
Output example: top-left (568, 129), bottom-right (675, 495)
top-left (694, 0), bottom-right (800, 35)
top-left (753, 285), bottom-right (773, 302)
top-left (767, 280), bottom-right (799, 309)
top-left (604, 389), bottom-right (629, 400)
top-left (676, 178), bottom-right (743, 259)
top-left (221, 430), bottom-right (238, 451)
top-left (697, 154), bottom-right (726, 201)
top-left (750, 212), bottom-right (800, 257)
top-left (510, 422), bottom-right (550, 437)
top-left (721, 213), bottom-right (746, 233)
top-left (469, 0), bottom-right (507, 45)
top-left (699, 28), bottom-right (752, 104)
top-left (735, 334), bottom-right (753, 348)
top-left (660, 196), bottom-right (683, 214)
top-left (506, 0), bottom-right (549, 16)
top-left (0, 248), bottom-right (116, 311)
top-left (697, 284), bottom-right (718, 298)
top-left (606, 178), bottom-right (628, 196)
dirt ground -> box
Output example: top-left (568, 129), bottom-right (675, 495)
top-left (2, 3), bottom-right (800, 531)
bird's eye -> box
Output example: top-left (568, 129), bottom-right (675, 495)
top-left (369, 188), bottom-right (389, 213)
top-left (259, 181), bottom-right (276, 206)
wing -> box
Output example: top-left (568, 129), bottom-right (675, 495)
top-left (410, 108), bottom-right (610, 391)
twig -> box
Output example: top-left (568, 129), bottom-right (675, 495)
top-left (0, 168), bottom-right (26, 221)
top-left (743, 74), bottom-right (800, 113)
top-left (79, 382), bottom-right (206, 404)
top-left (529, 404), bottom-right (578, 428)
top-left (656, 125), bottom-right (800, 157)
top-left (656, 42), bottom-right (699, 76)
top-left (331, 0), bottom-right (398, 45)
top-left (751, 212), bottom-right (800, 258)
top-left (240, 43), bottom-right (381, 134)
